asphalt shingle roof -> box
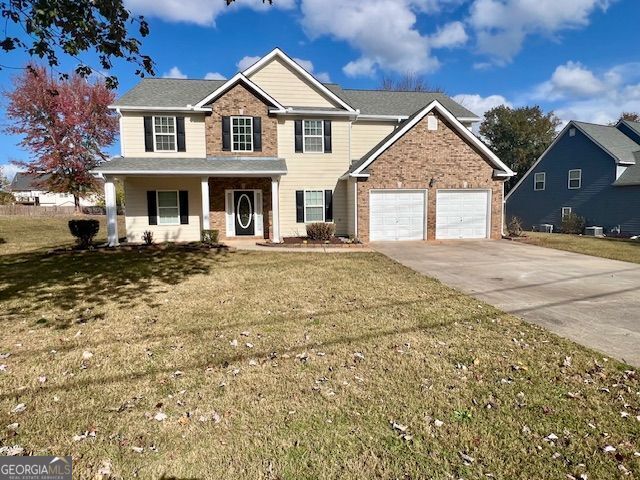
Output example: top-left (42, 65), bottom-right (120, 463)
top-left (114, 78), bottom-right (479, 119)
top-left (9, 172), bottom-right (49, 191)
top-left (574, 121), bottom-right (640, 165)
top-left (94, 157), bottom-right (287, 174)
top-left (613, 161), bottom-right (640, 186)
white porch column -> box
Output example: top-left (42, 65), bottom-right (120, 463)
top-left (201, 176), bottom-right (210, 231)
top-left (271, 176), bottom-right (281, 243)
top-left (104, 176), bottom-right (119, 247)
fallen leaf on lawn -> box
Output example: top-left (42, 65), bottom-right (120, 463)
top-left (434, 419), bottom-right (444, 427)
top-left (391, 421), bottom-right (408, 433)
top-left (459, 452), bottom-right (475, 464)
top-left (545, 433), bottom-right (559, 442)
top-left (96, 459), bottom-right (112, 478)
top-left (248, 359), bottom-right (258, 366)
top-left (230, 339), bottom-right (238, 348)
top-left (241, 331), bottom-right (250, 337)
top-left (563, 356), bottom-right (572, 367)
top-left (0, 353), bottom-right (10, 359)
top-left (603, 445), bottom-right (616, 453)
top-left (0, 365), bottom-right (7, 372)
top-left (172, 370), bottom-right (183, 378)
top-left (245, 343), bottom-right (254, 349)
top-left (178, 416), bottom-right (190, 426)
top-left (620, 412), bottom-right (630, 418)
top-left (82, 351), bottom-right (93, 360)
top-left (154, 412), bottom-right (168, 422)
top-left (353, 352), bottom-right (365, 362)
top-left (6, 423), bottom-right (19, 431)
top-left (0, 445), bottom-right (24, 456)
top-left (37, 376), bottom-right (47, 384)
top-left (131, 446), bottom-right (144, 454)
top-left (12, 403), bottom-right (26, 414)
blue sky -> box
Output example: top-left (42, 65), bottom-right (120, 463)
top-left (2, 0), bottom-right (639, 179)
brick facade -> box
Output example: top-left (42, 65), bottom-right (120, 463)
top-left (356, 111), bottom-right (504, 242)
top-left (205, 83), bottom-right (278, 157)
top-left (208, 177), bottom-right (272, 240)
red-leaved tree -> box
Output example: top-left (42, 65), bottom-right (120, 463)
top-left (5, 65), bottom-right (118, 210)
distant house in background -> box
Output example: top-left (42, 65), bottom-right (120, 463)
top-left (9, 172), bottom-right (101, 207)
top-left (506, 120), bottom-right (640, 236)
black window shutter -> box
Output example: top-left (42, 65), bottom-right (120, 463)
top-left (324, 190), bottom-right (333, 222)
top-left (252, 117), bottom-right (262, 151)
top-left (222, 116), bottom-right (231, 151)
top-left (323, 120), bottom-right (332, 153)
top-left (147, 191), bottom-right (157, 225)
top-left (144, 116), bottom-right (154, 152)
top-left (179, 191), bottom-right (189, 225)
top-left (295, 190), bottom-right (304, 223)
top-left (294, 120), bottom-right (303, 153)
top-left (176, 117), bottom-right (186, 152)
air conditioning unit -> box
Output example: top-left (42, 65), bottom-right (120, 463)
top-left (584, 226), bottom-right (604, 237)
top-left (537, 224), bottom-right (553, 233)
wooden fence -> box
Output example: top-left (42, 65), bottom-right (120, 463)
top-left (0, 205), bottom-right (111, 216)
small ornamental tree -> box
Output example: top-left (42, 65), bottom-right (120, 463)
top-left (5, 65), bottom-right (118, 210)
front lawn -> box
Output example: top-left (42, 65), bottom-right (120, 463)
top-left (0, 218), bottom-right (638, 479)
top-left (518, 231), bottom-right (640, 264)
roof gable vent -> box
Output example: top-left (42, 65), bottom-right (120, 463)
top-left (569, 128), bottom-right (576, 137)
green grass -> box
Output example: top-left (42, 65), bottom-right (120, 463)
top-left (0, 218), bottom-right (638, 479)
top-left (519, 231), bottom-right (640, 264)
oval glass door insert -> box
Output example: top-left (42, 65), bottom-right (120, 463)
top-left (237, 193), bottom-right (253, 228)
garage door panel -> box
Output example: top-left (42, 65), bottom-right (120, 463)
top-left (370, 190), bottom-right (426, 241)
top-left (436, 190), bottom-right (489, 240)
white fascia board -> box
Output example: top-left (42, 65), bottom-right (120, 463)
top-left (92, 169), bottom-right (288, 176)
top-left (457, 116), bottom-right (482, 123)
top-left (356, 114), bottom-right (408, 122)
top-left (109, 105), bottom-right (211, 112)
top-left (351, 100), bottom-right (515, 177)
top-left (270, 108), bottom-right (358, 118)
top-left (242, 48), bottom-right (356, 113)
top-left (194, 72), bottom-right (286, 110)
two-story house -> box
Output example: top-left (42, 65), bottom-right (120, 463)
top-left (94, 48), bottom-right (514, 245)
top-left (506, 120), bottom-right (640, 235)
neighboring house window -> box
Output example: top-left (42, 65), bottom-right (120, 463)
top-left (568, 169), bottom-right (582, 189)
top-left (534, 172), bottom-right (546, 191)
top-left (304, 190), bottom-right (324, 222)
top-left (154, 116), bottom-right (176, 151)
top-left (303, 120), bottom-right (324, 153)
top-left (569, 128), bottom-right (576, 137)
top-left (562, 206), bottom-right (572, 218)
top-left (157, 191), bottom-right (180, 225)
top-left (231, 116), bottom-right (253, 152)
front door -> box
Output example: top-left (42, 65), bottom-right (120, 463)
top-left (234, 191), bottom-right (255, 236)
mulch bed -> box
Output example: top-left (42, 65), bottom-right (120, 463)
top-left (258, 236), bottom-right (367, 248)
top-left (46, 242), bottom-right (234, 255)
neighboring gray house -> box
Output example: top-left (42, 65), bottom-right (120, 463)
top-left (506, 120), bottom-right (640, 235)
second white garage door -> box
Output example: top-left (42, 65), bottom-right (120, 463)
top-left (436, 190), bottom-right (490, 239)
top-left (370, 190), bottom-right (426, 241)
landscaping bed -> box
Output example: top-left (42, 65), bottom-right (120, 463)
top-left (258, 236), bottom-right (366, 248)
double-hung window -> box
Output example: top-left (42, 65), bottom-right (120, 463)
top-left (154, 116), bottom-right (176, 151)
top-left (568, 169), bottom-right (581, 189)
top-left (303, 120), bottom-right (324, 153)
top-left (561, 206), bottom-right (572, 218)
top-left (231, 116), bottom-right (253, 152)
top-left (304, 190), bottom-right (324, 222)
top-left (534, 172), bottom-right (546, 191)
top-left (157, 191), bottom-right (180, 225)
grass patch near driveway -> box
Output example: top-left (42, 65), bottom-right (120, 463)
top-left (0, 219), bottom-right (639, 478)
top-left (518, 232), bottom-right (640, 264)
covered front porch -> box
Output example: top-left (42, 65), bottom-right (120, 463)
top-left (94, 157), bottom-right (287, 246)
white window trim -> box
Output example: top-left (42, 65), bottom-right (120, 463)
top-left (568, 169), bottom-right (582, 189)
top-left (534, 172), bottom-right (546, 191)
top-left (302, 120), bottom-right (324, 154)
top-left (230, 116), bottom-right (254, 153)
top-left (153, 116), bottom-right (177, 153)
top-left (156, 190), bottom-right (180, 226)
top-left (561, 206), bottom-right (572, 218)
top-left (304, 189), bottom-right (325, 223)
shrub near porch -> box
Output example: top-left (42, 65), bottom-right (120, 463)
top-left (0, 218), bottom-right (638, 478)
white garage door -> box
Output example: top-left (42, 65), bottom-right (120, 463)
top-left (436, 190), bottom-right (490, 239)
top-left (370, 190), bottom-right (425, 241)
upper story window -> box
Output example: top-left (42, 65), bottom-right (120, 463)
top-left (534, 172), bottom-right (546, 191)
top-left (568, 169), bottom-right (581, 189)
top-left (303, 120), bottom-right (324, 153)
top-left (231, 116), bottom-right (253, 152)
top-left (154, 116), bottom-right (176, 152)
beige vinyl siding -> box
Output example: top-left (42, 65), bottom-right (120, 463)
top-left (249, 57), bottom-right (338, 109)
top-left (123, 176), bottom-right (202, 242)
top-left (277, 117), bottom-right (350, 236)
top-left (351, 121), bottom-right (397, 159)
top-left (120, 112), bottom-right (207, 158)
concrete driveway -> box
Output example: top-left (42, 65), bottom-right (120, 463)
top-left (373, 240), bottom-right (640, 366)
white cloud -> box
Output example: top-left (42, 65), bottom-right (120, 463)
top-left (204, 72), bottom-right (226, 80)
top-left (533, 61), bottom-right (606, 100)
top-left (237, 55), bottom-right (261, 71)
top-left (453, 93), bottom-right (512, 118)
top-left (468, 0), bottom-right (613, 63)
top-left (429, 21), bottom-right (468, 49)
top-left (300, 0), bottom-right (440, 77)
top-left (162, 66), bottom-right (187, 79)
top-left (125, 0), bottom-right (295, 26)
top-left (1, 163), bottom-right (23, 181)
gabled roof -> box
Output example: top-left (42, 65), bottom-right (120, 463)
top-left (242, 48), bottom-right (356, 112)
top-left (326, 85), bottom-right (479, 120)
top-left (573, 121), bottom-right (640, 164)
top-left (613, 162), bottom-right (640, 186)
top-left (10, 172), bottom-right (49, 191)
top-left (114, 78), bottom-right (226, 109)
top-left (349, 100), bottom-right (514, 177)
top-left (193, 73), bottom-right (285, 110)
